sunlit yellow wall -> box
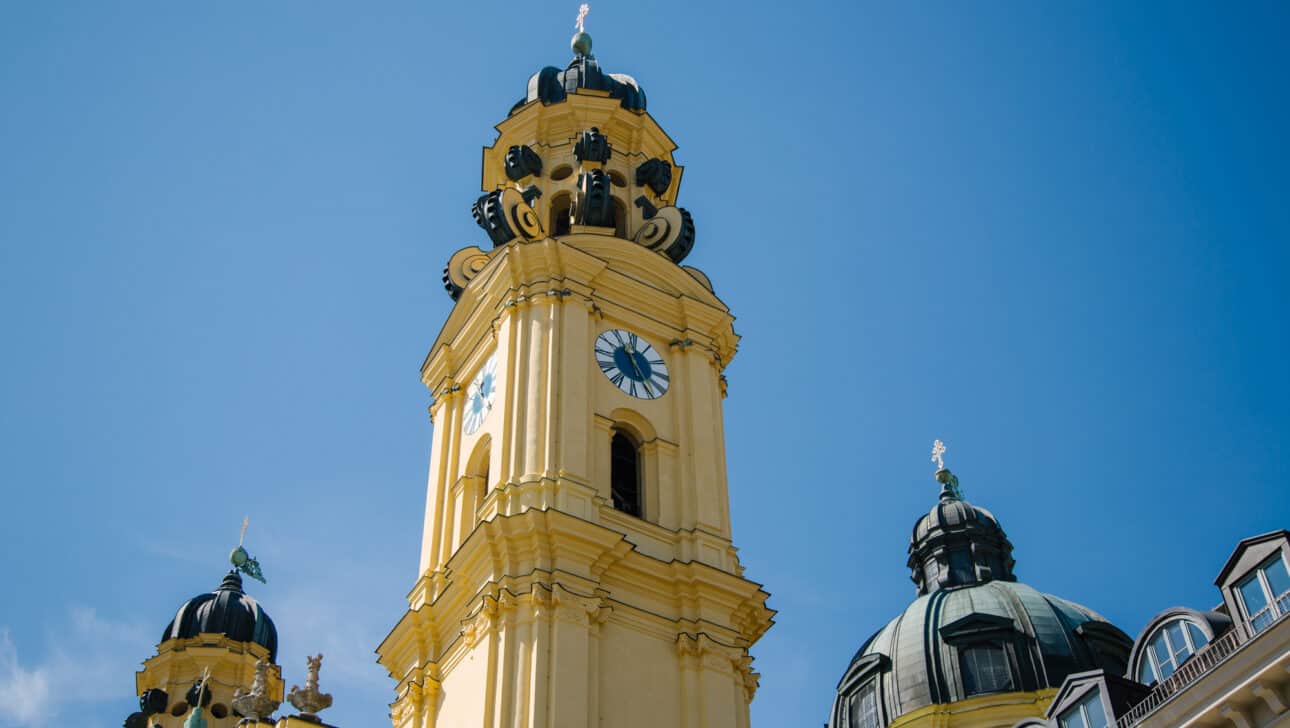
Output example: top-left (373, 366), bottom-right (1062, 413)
top-left (888, 689), bottom-right (1059, 728)
top-left (135, 635), bottom-right (283, 728)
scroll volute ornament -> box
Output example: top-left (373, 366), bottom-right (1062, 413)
top-left (573, 127), bottom-right (612, 165)
top-left (635, 158), bottom-right (672, 196)
top-left (634, 196), bottom-right (695, 263)
top-left (471, 187), bottom-right (545, 247)
top-left (443, 245), bottom-right (491, 301)
top-left (504, 145), bottom-right (543, 182)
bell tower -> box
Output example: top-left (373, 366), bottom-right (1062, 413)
top-left (378, 22), bottom-right (774, 728)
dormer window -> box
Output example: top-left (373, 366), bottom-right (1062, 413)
top-left (1136, 618), bottom-right (1208, 684)
top-left (960, 643), bottom-right (1014, 695)
top-left (1235, 553), bottom-right (1290, 633)
top-left (846, 681), bottom-right (879, 728)
top-left (1058, 688), bottom-right (1108, 728)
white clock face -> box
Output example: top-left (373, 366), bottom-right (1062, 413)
top-left (595, 329), bottom-right (669, 400)
top-left (463, 354), bottom-right (498, 436)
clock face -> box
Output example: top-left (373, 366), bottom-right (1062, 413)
top-left (463, 354), bottom-right (498, 436)
top-left (595, 329), bottom-right (669, 400)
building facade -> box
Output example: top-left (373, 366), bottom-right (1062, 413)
top-left (375, 27), bottom-right (773, 728)
top-left (1019, 530), bottom-right (1290, 728)
top-left (826, 466), bottom-right (1290, 728)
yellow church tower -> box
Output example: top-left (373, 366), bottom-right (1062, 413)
top-left (377, 17), bottom-right (775, 728)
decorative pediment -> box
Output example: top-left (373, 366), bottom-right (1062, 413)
top-left (939, 613), bottom-right (1017, 644)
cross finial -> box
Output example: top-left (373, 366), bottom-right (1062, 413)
top-left (931, 439), bottom-right (947, 472)
top-left (575, 4), bottom-right (589, 32)
top-left (240, 516), bottom-right (249, 546)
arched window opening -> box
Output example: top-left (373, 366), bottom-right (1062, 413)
top-left (550, 192), bottom-right (572, 236)
top-left (612, 197), bottom-right (628, 238)
top-left (960, 644), bottom-right (1013, 696)
top-left (465, 436), bottom-right (492, 512)
top-left (610, 431), bottom-right (641, 517)
top-left (1136, 618), bottom-right (1208, 684)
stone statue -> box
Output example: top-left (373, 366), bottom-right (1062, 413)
top-left (231, 657), bottom-right (280, 723)
top-left (287, 654), bottom-right (333, 720)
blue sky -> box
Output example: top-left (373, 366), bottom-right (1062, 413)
top-left (1, 2), bottom-right (1287, 726)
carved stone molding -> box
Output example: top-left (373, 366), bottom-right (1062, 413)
top-left (675, 633), bottom-right (750, 683)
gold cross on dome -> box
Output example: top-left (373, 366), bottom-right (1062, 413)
top-left (931, 439), bottom-right (946, 472)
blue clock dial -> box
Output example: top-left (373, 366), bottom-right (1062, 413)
top-left (463, 354), bottom-right (498, 435)
top-left (595, 329), bottom-right (669, 399)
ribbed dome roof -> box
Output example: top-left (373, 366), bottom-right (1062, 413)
top-left (162, 571), bottom-right (277, 661)
top-left (913, 498), bottom-right (1002, 542)
top-left (828, 465), bottom-right (1132, 728)
top-left (835, 581), bottom-right (1130, 723)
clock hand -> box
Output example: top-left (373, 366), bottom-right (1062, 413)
top-left (626, 350), bottom-right (646, 382)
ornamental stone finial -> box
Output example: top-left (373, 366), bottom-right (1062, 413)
top-left (287, 654), bottom-right (333, 720)
top-left (231, 658), bottom-right (280, 722)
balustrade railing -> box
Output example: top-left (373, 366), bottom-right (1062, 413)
top-left (1115, 628), bottom-right (1243, 726)
top-left (1115, 603), bottom-right (1289, 727)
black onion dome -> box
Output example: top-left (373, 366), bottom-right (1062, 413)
top-left (516, 54), bottom-right (647, 114)
top-left (162, 571), bottom-right (278, 661)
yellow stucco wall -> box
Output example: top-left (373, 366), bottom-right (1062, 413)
top-left (887, 689), bottom-right (1059, 728)
top-left (135, 635), bottom-right (283, 728)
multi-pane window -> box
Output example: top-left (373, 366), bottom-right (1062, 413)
top-left (1236, 553), bottom-right (1290, 633)
top-left (610, 431), bottom-right (642, 517)
top-left (1059, 689), bottom-right (1109, 728)
top-left (960, 644), bottom-right (1013, 696)
top-left (846, 681), bottom-right (879, 728)
top-left (1136, 618), bottom-right (1209, 685)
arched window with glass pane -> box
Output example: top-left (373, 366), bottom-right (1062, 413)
top-left (610, 430), bottom-right (641, 517)
top-left (1136, 618), bottom-right (1209, 685)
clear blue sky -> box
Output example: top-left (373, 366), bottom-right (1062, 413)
top-left (1, 2), bottom-right (1287, 726)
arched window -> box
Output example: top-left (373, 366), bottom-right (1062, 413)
top-left (1136, 618), bottom-right (1208, 684)
top-left (610, 431), bottom-right (641, 517)
top-left (612, 197), bottom-right (627, 238)
top-left (550, 192), bottom-right (572, 236)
